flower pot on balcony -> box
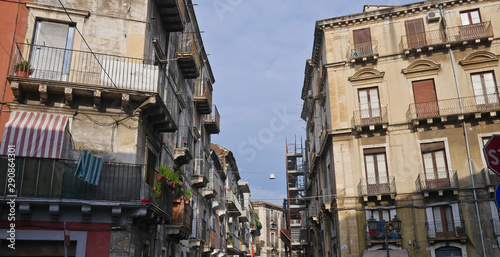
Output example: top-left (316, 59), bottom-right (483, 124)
top-left (15, 70), bottom-right (31, 77)
top-left (174, 197), bottom-right (182, 203)
top-left (184, 199), bottom-right (190, 205)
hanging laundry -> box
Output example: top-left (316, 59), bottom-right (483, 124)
top-left (74, 150), bottom-right (103, 185)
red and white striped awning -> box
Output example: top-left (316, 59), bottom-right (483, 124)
top-left (0, 111), bottom-right (69, 159)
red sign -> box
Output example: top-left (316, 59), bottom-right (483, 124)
top-left (64, 221), bottom-right (70, 246)
top-left (484, 135), bottom-right (500, 176)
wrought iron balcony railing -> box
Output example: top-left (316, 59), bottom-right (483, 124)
top-left (0, 156), bottom-right (174, 215)
top-left (482, 168), bottom-right (500, 187)
top-left (492, 219), bottom-right (500, 236)
top-left (365, 222), bottom-right (402, 243)
top-left (177, 32), bottom-right (200, 78)
top-left (204, 105), bottom-right (220, 134)
top-left (401, 21), bottom-right (493, 51)
top-left (346, 40), bottom-right (379, 62)
top-left (353, 107), bottom-right (388, 128)
top-left (226, 190), bottom-right (243, 216)
top-left (358, 176), bottom-right (396, 197)
top-left (10, 43), bottom-right (179, 124)
top-left (407, 94), bottom-right (500, 122)
top-left (427, 220), bottom-right (466, 239)
top-left (415, 170), bottom-right (459, 192)
top-left (171, 200), bottom-right (193, 231)
top-left (194, 78), bottom-right (213, 114)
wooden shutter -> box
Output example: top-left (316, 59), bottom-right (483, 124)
top-left (353, 28), bottom-right (372, 44)
top-left (405, 19), bottom-right (427, 48)
top-left (413, 79), bottom-right (438, 117)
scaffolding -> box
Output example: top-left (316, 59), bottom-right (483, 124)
top-left (282, 137), bottom-right (308, 257)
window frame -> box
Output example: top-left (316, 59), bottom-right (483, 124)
top-left (460, 9), bottom-right (482, 26)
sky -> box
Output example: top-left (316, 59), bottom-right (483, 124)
top-left (195, 0), bottom-right (418, 205)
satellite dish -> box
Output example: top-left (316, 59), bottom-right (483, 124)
top-left (269, 173), bottom-right (276, 179)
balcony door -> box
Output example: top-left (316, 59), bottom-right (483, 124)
top-left (31, 21), bottom-right (75, 81)
top-left (472, 72), bottom-right (498, 110)
top-left (433, 206), bottom-right (455, 237)
top-left (421, 142), bottom-right (450, 189)
top-left (358, 87), bottom-right (381, 122)
top-left (460, 9), bottom-right (485, 40)
top-left (413, 79), bottom-right (439, 118)
top-left (364, 148), bottom-right (388, 194)
top-left (405, 18), bottom-right (427, 48)
top-left (353, 28), bottom-right (373, 57)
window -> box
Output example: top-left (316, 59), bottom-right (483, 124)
top-left (460, 9), bottom-right (481, 25)
top-left (358, 87), bottom-right (380, 119)
top-left (352, 28), bottom-right (373, 56)
top-left (421, 142), bottom-right (449, 188)
top-left (405, 18), bottom-right (427, 48)
top-left (471, 72), bottom-right (498, 106)
top-left (31, 20), bottom-right (75, 80)
top-left (432, 206), bottom-right (455, 237)
top-left (363, 148), bottom-right (389, 194)
top-left (368, 209), bottom-right (392, 222)
top-left (412, 79), bottom-right (438, 118)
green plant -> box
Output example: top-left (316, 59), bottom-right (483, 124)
top-left (158, 164), bottom-right (180, 184)
top-left (456, 226), bottom-right (464, 233)
top-left (154, 180), bottom-right (162, 201)
top-left (15, 61), bottom-right (34, 74)
top-left (256, 220), bottom-right (262, 230)
top-left (183, 188), bottom-right (192, 200)
top-left (226, 232), bottom-right (234, 244)
top-left (249, 220), bottom-right (255, 227)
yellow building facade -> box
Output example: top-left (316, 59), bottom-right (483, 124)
top-left (301, 1), bottom-right (500, 257)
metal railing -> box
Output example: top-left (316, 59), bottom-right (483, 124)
top-left (407, 94), bottom-right (500, 121)
top-left (415, 170), bottom-right (458, 191)
top-left (353, 107), bottom-right (388, 127)
top-left (401, 21), bottom-right (493, 50)
top-left (205, 105), bottom-right (220, 130)
top-left (227, 190), bottom-right (243, 214)
top-left (358, 176), bottom-right (396, 196)
top-left (195, 78), bottom-right (213, 106)
top-left (177, 32), bottom-right (200, 68)
top-left (427, 220), bottom-right (466, 238)
top-left (482, 168), bottom-right (500, 186)
top-left (194, 158), bottom-right (209, 178)
top-left (347, 40), bottom-right (378, 60)
top-left (0, 156), bottom-right (174, 214)
top-left (176, 126), bottom-right (194, 153)
top-left (11, 43), bottom-right (179, 123)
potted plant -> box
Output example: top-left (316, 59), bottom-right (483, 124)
top-left (14, 61), bottom-right (34, 77)
top-left (249, 220), bottom-right (255, 229)
top-left (456, 226), bottom-right (465, 236)
top-left (157, 164), bottom-right (180, 188)
top-left (183, 188), bottom-right (192, 204)
top-left (226, 232), bottom-right (234, 246)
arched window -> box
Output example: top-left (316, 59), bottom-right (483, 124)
top-left (435, 246), bottom-right (462, 257)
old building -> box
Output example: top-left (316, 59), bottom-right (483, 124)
top-left (0, 0), bottom-right (223, 256)
top-left (253, 201), bottom-right (286, 257)
top-left (301, 0), bottom-right (500, 257)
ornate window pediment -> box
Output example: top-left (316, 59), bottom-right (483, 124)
top-left (348, 68), bottom-right (385, 84)
top-left (459, 51), bottom-right (498, 69)
top-left (402, 59), bottom-right (441, 78)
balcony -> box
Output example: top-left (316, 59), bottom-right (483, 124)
top-left (166, 201), bottom-right (193, 241)
top-left (204, 105), bottom-right (220, 134)
top-left (358, 176), bottom-right (396, 202)
top-left (482, 168), bottom-right (500, 192)
top-left (10, 43), bottom-right (179, 132)
top-left (177, 32), bottom-right (200, 79)
top-left (0, 156), bottom-right (174, 221)
top-left (226, 190), bottom-right (243, 216)
top-left (227, 234), bottom-right (244, 255)
top-left (415, 171), bottom-right (459, 197)
top-left (365, 221), bottom-right (403, 247)
top-left (407, 94), bottom-right (500, 127)
top-left (192, 158), bottom-right (209, 188)
top-left (239, 209), bottom-right (249, 222)
top-left (154, 0), bottom-right (186, 32)
top-left (427, 220), bottom-right (467, 244)
top-left (353, 107), bottom-right (388, 132)
top-left (346, 40), bottom-right (379, 63)
top-left (401, 22), bottom-right (493, 54)
top-left (174, 127), bottom-right (194, 166)
top-left (194, 78), bottom-right (213, 114)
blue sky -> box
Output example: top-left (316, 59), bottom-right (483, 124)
top-left (195, 0), bottom-right (417, 205)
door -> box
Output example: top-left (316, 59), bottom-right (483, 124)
top-left (413, 79), bottom-right (439, 118)
top-left (433, 206), bottom-right (456, 237)
top-left (358, 87), bottom-right (381, 123)
top-left (422, 143), bottom-right (450, 189)
top-left (472, 72), bottom-right (498, 111)
top-left (435, 246), bottom-right (462, 257)
top-left (364, 149), bottom-right (389, 194)
top-left (460, 9), bottom-right (484, 40)
top-left (405, 18), bottom-right (427, 48)
top-left (31, 21), bottom-right (75, 81)
top-left (353, 28), bottom-right (373, 57)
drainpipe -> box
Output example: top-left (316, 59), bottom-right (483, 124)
top-left (439, 5), bottom-right (487, 257)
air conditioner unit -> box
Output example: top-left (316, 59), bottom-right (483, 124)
top-left (427, 11), bottom-right (441, 22)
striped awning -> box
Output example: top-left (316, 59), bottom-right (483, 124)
top-left (0, 111), bottom-right (69, 158)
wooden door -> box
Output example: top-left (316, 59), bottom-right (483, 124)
top-left (405, 19), bottom-right (427, 48)
top-left (413, 79), bottom-right (438, 118)
top-left (353, 28), bottom-right (373, 56)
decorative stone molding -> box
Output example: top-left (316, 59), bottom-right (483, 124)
top-left (458, 50), bottom-right (499, 70)
top-left (402, 59), bottom-right (441, 78)
top-left (348, 68), bottom-right (385, 84)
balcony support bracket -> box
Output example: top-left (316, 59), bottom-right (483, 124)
top-left (39, 84), bottom-right (48, 104)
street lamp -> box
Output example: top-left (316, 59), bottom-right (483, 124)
top-left (367, 215), bottom-right (401, 257)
